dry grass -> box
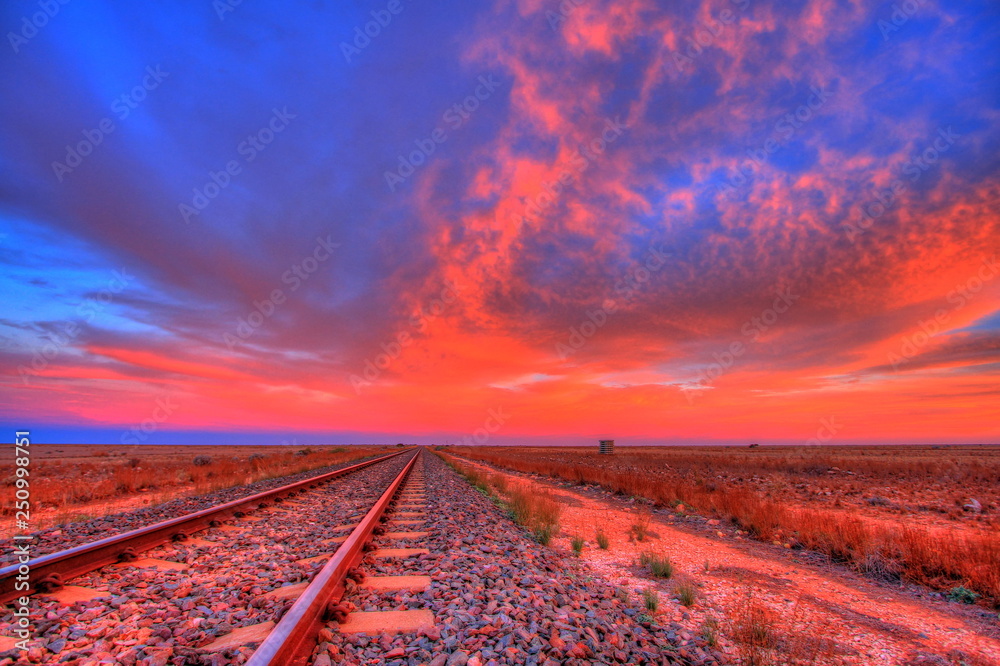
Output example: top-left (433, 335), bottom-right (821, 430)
top-left (435, 452), bottom-right (561, 545)
top-left (675, 580), bottom-right (697, 607)
top-left (639, 551), bottom-right (674, 578)
top-left (508, 483), bottom-right (561, 544)
top-left (630, 505), bottom-right (653, 541)
top-left (731, 594), bottom-right (779, 666)
top-left (451, 445), bottom-right (1000, 606)
top-left (730, 592), bottom-right (839, 666)
top-left (701, 617), bottom-right (719, 647)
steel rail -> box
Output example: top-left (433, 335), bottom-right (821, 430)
top-left (0, 449), bottom-right (413, 604)
top-left (246, 448), bottom-right (421, 665)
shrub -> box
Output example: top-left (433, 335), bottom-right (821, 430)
top-left (676, 581), bottom-right (697, 607)
top-left (490, 472), bottom-right (508, 493)
top-left (571, 536), bottom-right (584, 555)
top-left (640, 551), bottom-right (673, 578)
top-left (596, 529), bottom-right (610, 550)
top-left (643, 588), bottom-right (659, 612)
top-left (533, 524), bottom-right (556, 545)
top-left (630, 506), bottom-right (652, 541)
top-left (947, 586), bottom-right (980, 604)
top-left (731, 596), bottom-right (778, 666)
top-left (701, 618), bottom-right (719, 647)
top-left (192, 456), bottom-right (212, 466)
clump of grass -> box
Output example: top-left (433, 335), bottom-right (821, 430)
top-left (630, 506), bottom-right (652, 541)
top-left (571, 535), bottom-right (584, 555)
top-left (192, 455), bottom-right (212, 466)
top-left (732, 595), bottom-right (779, 666)
top-left (639, 551), bottom-right (673, 578)
top-left (490, 471), bottom-right (509, 493)
top-left (533, 524), bottom-right (556, 545)
top-left (596, 528), bottom-right (610, 550)
top-left (461, 465), bottom-right (491, 494)
top-left (507, 483), bottom-right (561, 544)
top-left (701, 617), bottom-right (719, 647)
top-left (676, 581), bottom-right (697, 607)
top-left (643, 588), bottom-right (659, 612)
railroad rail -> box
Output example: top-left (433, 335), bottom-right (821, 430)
top-left (0, 448), bottom-right (413, 604)
top-left (247, 447), bottom-right (420, 665)
top-left (0, 447), bottom-right (718, 665)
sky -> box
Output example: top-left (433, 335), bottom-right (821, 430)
top-left (0, 0), bottom-right (998, 447)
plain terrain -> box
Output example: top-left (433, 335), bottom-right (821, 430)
top-left (446, 445), bottom-right (1000, 607)
top-left (0, 444), bottom-right (391, 532)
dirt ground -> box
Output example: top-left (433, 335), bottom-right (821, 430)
top-left (461, 458), bottom-right (1000, 666)
top-left (1, 443), bottom-right (298, 464)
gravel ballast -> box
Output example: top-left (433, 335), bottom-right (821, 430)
top-left (0, 452), bottom-right (394, 568)
top-left (312, 451), bottom-right (726, 665)
top-left (0, 454), bottom-right (413, 665)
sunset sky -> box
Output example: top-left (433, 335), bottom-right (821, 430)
top-left (1, 0), bottom-right (998, 446)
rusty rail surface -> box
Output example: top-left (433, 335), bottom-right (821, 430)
top-left (246, 448), bottom-right (421, 665)
top-left (0, 449), bottom-right (413, 604)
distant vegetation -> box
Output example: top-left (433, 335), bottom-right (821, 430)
top-left (434, 451), bottom-right (561, 546)
top-left (453, 445), bottom-right (1000, 606)
top-left (1, 445), bottom-right (387, 531)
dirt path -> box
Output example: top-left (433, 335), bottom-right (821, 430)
top-left (461, 460), bottom-right (1000, 666)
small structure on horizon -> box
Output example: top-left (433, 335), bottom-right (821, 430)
top-left (599, 439), bottom-right (615, 455)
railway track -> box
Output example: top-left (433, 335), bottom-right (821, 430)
top-left (1, 449), bottom-right (719, 666)
top-left (0, 450), bottom-right (412, 605)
